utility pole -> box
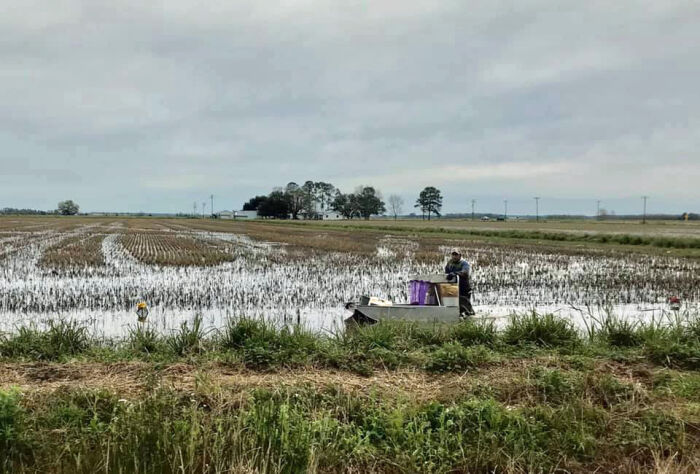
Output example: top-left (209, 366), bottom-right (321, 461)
top-left (534, 197), bottom-right (540, 222)
top-left (504, 199), bottom-right (508, 220)
top-left (193, 202), bottom-right (197, 218)
top-left (202, 202), bottom-right (206, 218)
top-left (210, 194), bottom-right (214, 218)
top-left (642, 196), bottom-right (648, 224)
top-left (596, 200), bottom-right (601, 220)
top-left (471, 199), bottom-right (476, 221)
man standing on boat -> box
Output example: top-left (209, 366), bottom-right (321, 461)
top-left (445, 250), bottom-right (475, 317)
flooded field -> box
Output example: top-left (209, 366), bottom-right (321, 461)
top-left (1, 217), bottom-right (699, 337)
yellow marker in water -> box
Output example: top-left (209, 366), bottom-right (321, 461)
top-left (136, 302), bottom-right (149, 322)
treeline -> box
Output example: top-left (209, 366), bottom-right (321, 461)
top-left (1, 200), bottom-right (81, 216)
top-left (0, 208), bottom-right (54, 215)
top-left (243, 182), bottom-right (443, 220)
top-left (243, 181), bottom-right (386, 220)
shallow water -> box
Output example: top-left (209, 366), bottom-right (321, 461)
top-left (1, 227), bottom-right (698, 337)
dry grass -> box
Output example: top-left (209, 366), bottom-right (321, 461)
top-left (0, 357), bottom-right (670, 403)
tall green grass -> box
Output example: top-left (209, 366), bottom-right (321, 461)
top-left (0, 319), bottom-right (91, 360)
top-left (166, 314), bottom-right (207, 356)
top-left (0, 383), bottom-right (694, 473)
top-left (503, 312), bottom-right (580, 348)
top-left (220, 317), bottom-right (318, 369)
top-left (1, 312), bottom-right (698, 371)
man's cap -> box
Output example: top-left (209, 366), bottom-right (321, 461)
top-left (450, 249), bottom-right (461, 255)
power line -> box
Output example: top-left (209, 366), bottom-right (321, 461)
top-left (642, 196), bottom-right (649, 224)
top-left (534, 197), bottom-right (540, 222)
top-left (471, 199), bottom-right (476, 221)
top-left (504, 199), bottom-right (508, 220)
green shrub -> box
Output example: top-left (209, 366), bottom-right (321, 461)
top-left (425, 343), bottom-right (492, 373)
top-left (503, 312), bottom-right (580, 348)
top-left (315, 342), bottom-right (373, 376)
top-left (646, 340), bottom-right (700, 370)
top-left (653, 373), bottom-right (700, 402)
top-left (614, 409), bottom-right (685, 451)
top-left (166, 315), bottom-right (206, 356)
top-left (586, 374), bottom-right (639, 406)
top-left (345, 322), bottom-right (397, 351)
top-left (601, 319), bottom-right (643, 347)
top-left (128, 325), bottom-right (163, 355)
top-left (685, 317), bottom-right (700, 342)
top-left (0, 388), bottom-right (30, 466)
top-left (451, 319), bottom-right (497, 346)
top-left (532, 368), bottom-right (580, 404)
top-left (0, 320), bottom-right (91, 360)
top-left (220, 317), bottom-right (278, 350)
top-left (221, 318), bottom-right (317, 369)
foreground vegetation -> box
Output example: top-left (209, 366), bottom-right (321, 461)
top-left (1, 312), bottom-right (699, 473)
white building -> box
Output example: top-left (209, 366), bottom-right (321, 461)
top-left (233, 210), bottom-right (258, 219)
top-left (217, 210), bottom-right (258, 219)
top-left (321, 212), bottom-right (342, 220)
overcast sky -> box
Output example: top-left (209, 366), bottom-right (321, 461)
top-left (1, 0), bottom-right (698, 215)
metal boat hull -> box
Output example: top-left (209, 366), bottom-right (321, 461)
top-left (346, 304), bottom-right (460, 325)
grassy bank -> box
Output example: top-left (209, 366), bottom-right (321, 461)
top-left (1, 313), bottom-right (699, 473)
top-left (2, 372), bottom-right (699, 473)
top-left (1, 312), bottom-right (700, 372)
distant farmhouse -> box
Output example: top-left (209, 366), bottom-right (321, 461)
top-left (319, 211), bottom-right (342, 220)
top-left (219, 209), bottom-right (343, 220)
top-left (218, 210), bottom-right (258, 219)
top-left (298, 210), bottom-right (343, 220)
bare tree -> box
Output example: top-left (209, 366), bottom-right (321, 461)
top-left (388, 195), bottom-right (404, 220)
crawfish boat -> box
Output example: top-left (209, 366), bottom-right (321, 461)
top-left (345, 274), bottom-right (464, 326)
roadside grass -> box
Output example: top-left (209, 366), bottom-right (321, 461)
top-left (0, 312), bottom-right (699, 473)
top-left (1, 312), bottom-right (699, 373)
top-left (0, 378), bottom-right (698, 473)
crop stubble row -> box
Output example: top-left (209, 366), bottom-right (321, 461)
top-left (119, 232), bottom-right (235, 266)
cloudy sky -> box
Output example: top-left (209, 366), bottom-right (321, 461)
top-left (1, 0), bottom-right (698, 215)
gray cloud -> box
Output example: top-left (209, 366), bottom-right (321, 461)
top-left (0, 0), bottom-right (698, 214)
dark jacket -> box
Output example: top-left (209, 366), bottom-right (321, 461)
top-left (445, 258), bottom-right (471, 291)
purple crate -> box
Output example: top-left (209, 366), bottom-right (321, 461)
top-left (409, 280), bottom-right (430, 305)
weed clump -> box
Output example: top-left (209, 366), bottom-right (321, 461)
top-left (645, 340), bottom-right (700, 370)
top-left (531, 368), bottom-right (580, 404)
top-left (600, 319), bottom-right (644, 347)
top-left (451, 319), bottom-right (498, 346)
top-left (0, 388), bottom-right (30, 464)
top-left (0, 320), bottom-right (91, 360)
top-left (425, 343), bottom-right (492, 373)
top-left (166, 315), bottom-right (206, 356)
top-left (128, 325), bottom-right (163, 355)
top-left (503, 312), bottom-right (580, 348)
top-left (220, 318), bottom-right (317, 369)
